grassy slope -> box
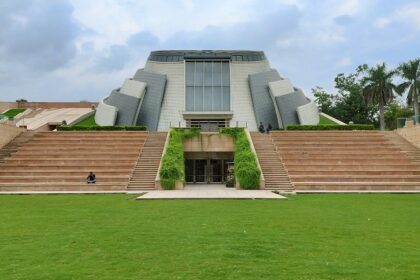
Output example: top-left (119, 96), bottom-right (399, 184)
top-left (0, 195), bottom-right (419, 280)
top-left (73, 115), bottom-right (97, 126)
top-left (319, 114), bottom-right (339, 125)
top-left (2, 108), bottom-right (26, 118)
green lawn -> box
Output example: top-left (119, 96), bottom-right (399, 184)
top-left (319, 114), bottom-right (339, 125)
top-left (1, 195), bottom-right (419, 280)
top-left (2, 108), bottom-right (26, 118)
top-left (73, 114), bottom-right (97, 126)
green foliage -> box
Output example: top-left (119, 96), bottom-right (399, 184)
top-left (159, 128), bottom-right (200, 189)
top-left (384, 101), bottom-right (414, 130)
top-left (3, 108), bottom-right (26, 118)
top-left (287, 124), bottom-right (374, 130)
top-left (222, 128), bottom-right (260, 189)
top-left (57, 125), bottom-right (147, 131)
top-left (397, 58), bottom-right (420, 117)
top-left (73, 115), bottom-right (97, 126)
top-left (312, 86), bottom-right (333, 115)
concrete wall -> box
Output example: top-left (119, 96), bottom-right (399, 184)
top-left (297, 101), bottom-right (320, 125)
top-left (17, 102), bottom-right (97, 109)
top-left (145, 61), bottom-right (185, 131)
top-left (230, 60), bottom-right (271, 131)
top-left (183, 133), bottom-right (235, 152)
top-left (0, 102), bottom-right (18, 113)
top-left (95, 98), bottom-right (118, 126)
top-left (0, 124), bottom-right (23, 148)
top-left (397, 124), bottom-right (420, 149)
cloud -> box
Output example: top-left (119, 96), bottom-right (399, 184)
top-left (0, 1), bottom-right (85, 71)
top-left (374, 3), bottom-right (420, 31)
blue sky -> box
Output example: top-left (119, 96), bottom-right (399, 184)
top-left (0, 0), bottom-right (419, 102)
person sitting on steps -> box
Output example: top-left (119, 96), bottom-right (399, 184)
top-left (266, 123), bottom-right (272, 134)
top-left (258, 122), bottom-right (265, 133)
top-left (86, 172), bottom-right (96, 184)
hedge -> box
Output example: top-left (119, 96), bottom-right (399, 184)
top-left (221, 128), bottom-right (260, 189)
top-left (286, 124), bottom-right (374, 130)
top-left (159, 128), bottom-right (200, 190)
top-left (57, 125), bottom-right (147, 131)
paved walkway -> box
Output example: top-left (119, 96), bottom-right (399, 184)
top-left (137, 184), bottom-right (286, 200)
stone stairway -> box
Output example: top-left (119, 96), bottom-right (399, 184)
top-left (385, 131), bottom-right (420, 164)
top-left (127, 132), bottom-right (167, 190)
top-left (250, 132), bottom-right (294, 192)
top-left (0, 130), bottom-right (37, 164)
top-left (270, 131), bottom-right (420, 191)
top-left (0, 131), bottom-right (147, 191)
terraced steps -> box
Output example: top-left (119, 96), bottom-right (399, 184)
top-left (0, 131), bottom-right (148, 191)
top-left (270, 131), bottom-right (420, 191)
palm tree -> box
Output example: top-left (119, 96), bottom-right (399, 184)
top-left (361, 63), bottom-right (399, 130)
top-left (397, 58), bottom-right (420, 119)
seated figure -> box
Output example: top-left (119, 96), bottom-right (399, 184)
top-left (86, 172), bottom-right (96, 184)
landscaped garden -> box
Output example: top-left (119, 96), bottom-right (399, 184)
top-left (1, 194), bottom-right (419, 279)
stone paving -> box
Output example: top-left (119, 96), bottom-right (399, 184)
top-left (136, 184), bottom-right (286, 200)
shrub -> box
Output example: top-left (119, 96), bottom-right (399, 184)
top-left (286, 124), bottom-right (374, 130)
top-left (159, 128), bottom-right (200, 189)
top-left (221, 128), bottom-right (260, 189)
top-left (57, 125), bottom-right (147, 131)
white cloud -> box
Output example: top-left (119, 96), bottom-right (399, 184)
top-left (374, 3), bottom-right (420, 31)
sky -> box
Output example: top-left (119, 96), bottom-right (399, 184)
top-left (0, 0), bottom-right (419, 102)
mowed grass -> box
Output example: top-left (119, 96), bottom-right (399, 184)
top-left (0, 195), bottom-right (419, 280)
top-left (319, 114), bottom-right (339, 125)
top-left (73, 115), bottom-right (97, 126)
top-left (2, 108), bottom-right (26, 118)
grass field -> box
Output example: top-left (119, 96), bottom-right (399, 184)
top-left (73, 114), bottom-right (97, 126)
top-left (1, 194), bottom-right (419, 279)
top-left (319, 115), bottom-right (339, 125)
top-left (2, 108), bottom-right (26, 118)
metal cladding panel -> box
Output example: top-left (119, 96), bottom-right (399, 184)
top-left (133, 70), bottom-right (167, 131)
top-left (107, 90), bottom-right (141, 125)
top-left (274, 89), bottom-right (309, 127)
top-left (249, 69), bottom-right (282, 129)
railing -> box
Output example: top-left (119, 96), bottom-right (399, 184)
top-left (170, 120), bottom-right (247, 132)
top-left (397, 115), bottom-right (420, 129)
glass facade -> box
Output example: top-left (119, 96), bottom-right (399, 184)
top-left (185, 61), bottom-right (230, 112)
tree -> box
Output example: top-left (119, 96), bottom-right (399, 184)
top-left (333, 64), bottom-right (377, 125)
top-left (361, 63), bottom-right (399, 130)
top-left (397, 58), bottom-right (420, 118)
top-left (312, 86), bottom-right (334, 115)
top-left (384, 100), bottom-right (414, 130)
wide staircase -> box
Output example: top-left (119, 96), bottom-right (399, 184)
top-left (128, 132), bottom-right (167, 190)
top-left (269, 131), bottom-right (420, 191)
top-left (0, 131), bottom-right (148, 191)
top-left (250, 132), bottom-right (294, 192)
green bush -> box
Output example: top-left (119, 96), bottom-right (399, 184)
top-left (57, 125), bottom-right (147, 131)
top-left (159, 128), bottom-right (200, 189)
top-left (286, 124), bottom-right (374, 130)
top-left (222, 128), bottom-right (260, 189)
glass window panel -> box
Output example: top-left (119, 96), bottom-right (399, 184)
top-left (204, 62), bottom-right (212, 86)
top-left (213, 86), bottom-right (222, 111)
top-left (222, 62), bottom-right (230, 86)
top-left (186, 62), bottom-right (195, 86)
top-left (203, 87), bottom-right (212, 111)
top-left (186, 86), bottom-right (195, 111)
top-left (213, 62), bottom-right (222, 86)
top-left (222, 87), bottom-right (230, 111)
top-left (195, 62), bottom-right (204, 86)
top-left (194, 86), bottom-right (203, 111)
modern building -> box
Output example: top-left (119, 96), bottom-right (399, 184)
top-left (95, 50), bottom-right (319, 131)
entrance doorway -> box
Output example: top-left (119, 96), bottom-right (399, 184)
top-left (185, 158), bottom-right (232, 184)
